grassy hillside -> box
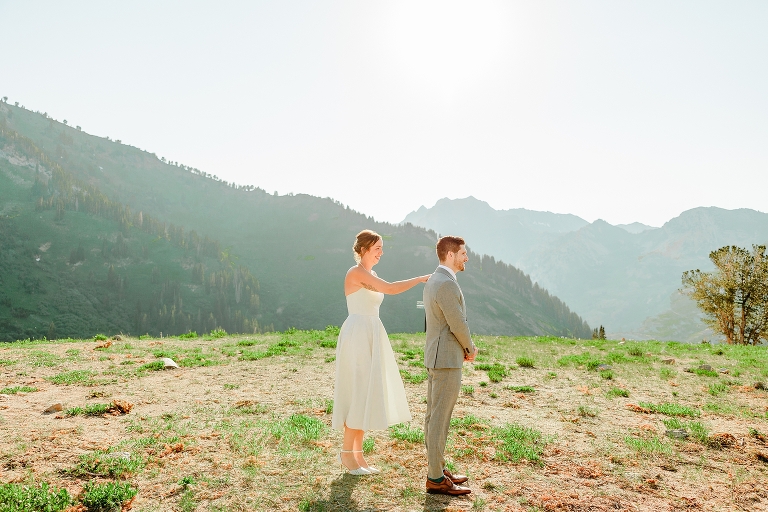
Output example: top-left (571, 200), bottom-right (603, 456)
top-left (0, 333), bottom-right (766, 510)
top-left (0, 102), bottom-right (591, 339)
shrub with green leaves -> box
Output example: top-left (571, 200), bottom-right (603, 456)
top-left (179, 331), bottom-right (198, 339)
top-left (209, 328), bottom-right (227, 338)
top-left (80, 481), bottom-right (138, 512)
top-left (462, 385), bottom-right (474, 395)
top-left (93, 334), bottom-right (109, 341)
top-left (627, 346), bottom-right (644, 357)
top-left (0, 482), bottom-right (72, 512)
top-left (599, 370), bottom-right (614, 380)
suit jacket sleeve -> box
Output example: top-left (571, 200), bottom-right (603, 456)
top-left (435, 281), bottom-right (474, 354)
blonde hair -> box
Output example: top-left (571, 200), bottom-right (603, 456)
top-left (353, 230), bottom-right (381, 263)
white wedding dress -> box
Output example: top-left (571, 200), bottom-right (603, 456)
top-left (332, 288), bottom-right (412, 431)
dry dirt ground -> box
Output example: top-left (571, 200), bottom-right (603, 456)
top-left (1, 332), bottom-right (767, 512)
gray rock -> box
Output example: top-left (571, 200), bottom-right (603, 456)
top-left (597, 364), bottom-right (612, 371)
top-left (661, 358), bottom-right (675, 365)
top-left (161, 357), bottom-right (179, 369)
top-left (717, 368), bottom-right (730, 374)
top-left (698, 364), bottom-right (714, 371)
top-left (665, 429), bottom-right (689, 439)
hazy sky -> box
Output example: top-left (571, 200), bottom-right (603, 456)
top-left (2, 1), bottom-right (767, 227)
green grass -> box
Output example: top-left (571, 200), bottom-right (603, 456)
top-left (516, 357), bottom-right (535, 368)
top-left (65, 403), bottom-right (111, 416)
top-left (47, 369), bottom-right (95, 385)
top-left (389, 423), bottom-right (425, 444)
top-left (475, 362), bottom-right (509, 382)
top-left (451, 414), bottom-right (488, 429)
top-left (659, 367), bottom-right (675, 379)
top-left (363, 437), bottom-right (375, 454)
top-left (137, 360), bottom-right (165, 373)
top-left (662, 418), bottom-right (710, 444)
top-left (505, 385), bottom-right (535, 393)
top-left (624, 436), bottom-right (672, 456)
top-left (490, 423), bottom-right (548, 463)
top-left (691, 368), bottom-right (719, 377)
top-left (599, 369), bottom-right (614, 380)
top-left (269, 414), bottom-right (325, 447)
top-left (80, 481), bottom-right (138, 512)
top-left (708, 382), bottom-right (729, 396)
top-left (627, 346), bottom-right (645, 357)
top-left (577, 406), bottom-right (598, 418)
top-left (0, 385), bottom-right (38, 394)
top-left (462, 385), bottom-right (474, 395)
top-left (638, 402), bottom-right (700, 417)
top-left (606, 387), bottom-right (629, 398)
top-left (0, 482), bottom-right (72, 512)
top-left (0, 359), bottom-right (17, 366)
top-left (71, 449), bottom-right (145, 478)
top-left (179, 331), bottom-right (199, 339)
top-left (399, 369), bottom-right (428, 384)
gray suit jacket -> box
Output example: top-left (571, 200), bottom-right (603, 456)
top-left (423, 267), bottom-right (475, 369)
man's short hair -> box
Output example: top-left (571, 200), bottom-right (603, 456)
top-left (436, 236), bottom-right (465, 262)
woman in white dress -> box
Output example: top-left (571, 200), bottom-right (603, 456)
top-left (333, 229), bottom-right (430, 475)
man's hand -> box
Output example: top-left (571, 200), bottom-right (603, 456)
top-left (464, 346), bottom-right (479, 362)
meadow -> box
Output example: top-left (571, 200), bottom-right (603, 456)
top-left (0, 330), bottom-right (767, 511)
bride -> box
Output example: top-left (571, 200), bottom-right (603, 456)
top-left (332, 229), bottom-right (430, 475)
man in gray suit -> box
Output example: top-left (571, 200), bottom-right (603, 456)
top-left (423, 236), bottom-right (477, 496)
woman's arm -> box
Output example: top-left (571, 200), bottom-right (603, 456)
top-left (345, 266), bottom-right (430, 296)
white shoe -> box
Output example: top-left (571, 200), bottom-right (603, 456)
top-left (338, 451), bottom-right (370, 476)
top-left (351, 449), bottom-right (381, 474)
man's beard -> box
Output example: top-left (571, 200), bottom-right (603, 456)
top-left (456, 261), bottom-right (466, 272)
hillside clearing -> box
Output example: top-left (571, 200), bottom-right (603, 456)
top-left (1, 332), bottom-right (767, 511)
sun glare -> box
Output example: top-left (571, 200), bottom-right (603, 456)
top-left (378, 2), bottom-right (514, 103)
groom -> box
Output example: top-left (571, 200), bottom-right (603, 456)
top-left (423, 236), bottom-right (477, 496)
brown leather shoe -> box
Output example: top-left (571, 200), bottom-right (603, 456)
top-left (426, 476), bottom-right (471, 495)
top-left (443, 469), bottom-right (468, 484)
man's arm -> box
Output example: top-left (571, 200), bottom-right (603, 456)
top-left (435, 282), bottom-right (475, 355)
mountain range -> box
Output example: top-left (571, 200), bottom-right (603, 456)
top-left (403, 197), bottom-right (768, 342)
top-left (0, 102), bottom-right (591, 341)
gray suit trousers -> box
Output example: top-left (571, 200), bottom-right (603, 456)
top-left (424, 367), bottom-right (462, 479)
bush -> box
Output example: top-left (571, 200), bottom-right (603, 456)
top-left (80, 481), bottom-right (138, 511)
top-left (209, 328), bottom-right (227, 338)
top-left (93, 334), bottom-right (108, 341)
top-left (178, 331), bottom-right (198, 339)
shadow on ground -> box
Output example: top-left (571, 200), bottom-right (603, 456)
top-left (305, 474), bottom-right (472, 511)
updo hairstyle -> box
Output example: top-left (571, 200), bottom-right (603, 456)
top-left (353, 229), bottom-right (381, 263)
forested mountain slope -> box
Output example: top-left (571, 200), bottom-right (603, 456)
top-left (0, 103), bottom-right (591, 339)
top-left (404, 197), bottom-right (768, 341)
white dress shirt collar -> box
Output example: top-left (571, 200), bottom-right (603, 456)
top-left (438, 264), bottom-right (457, 280)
